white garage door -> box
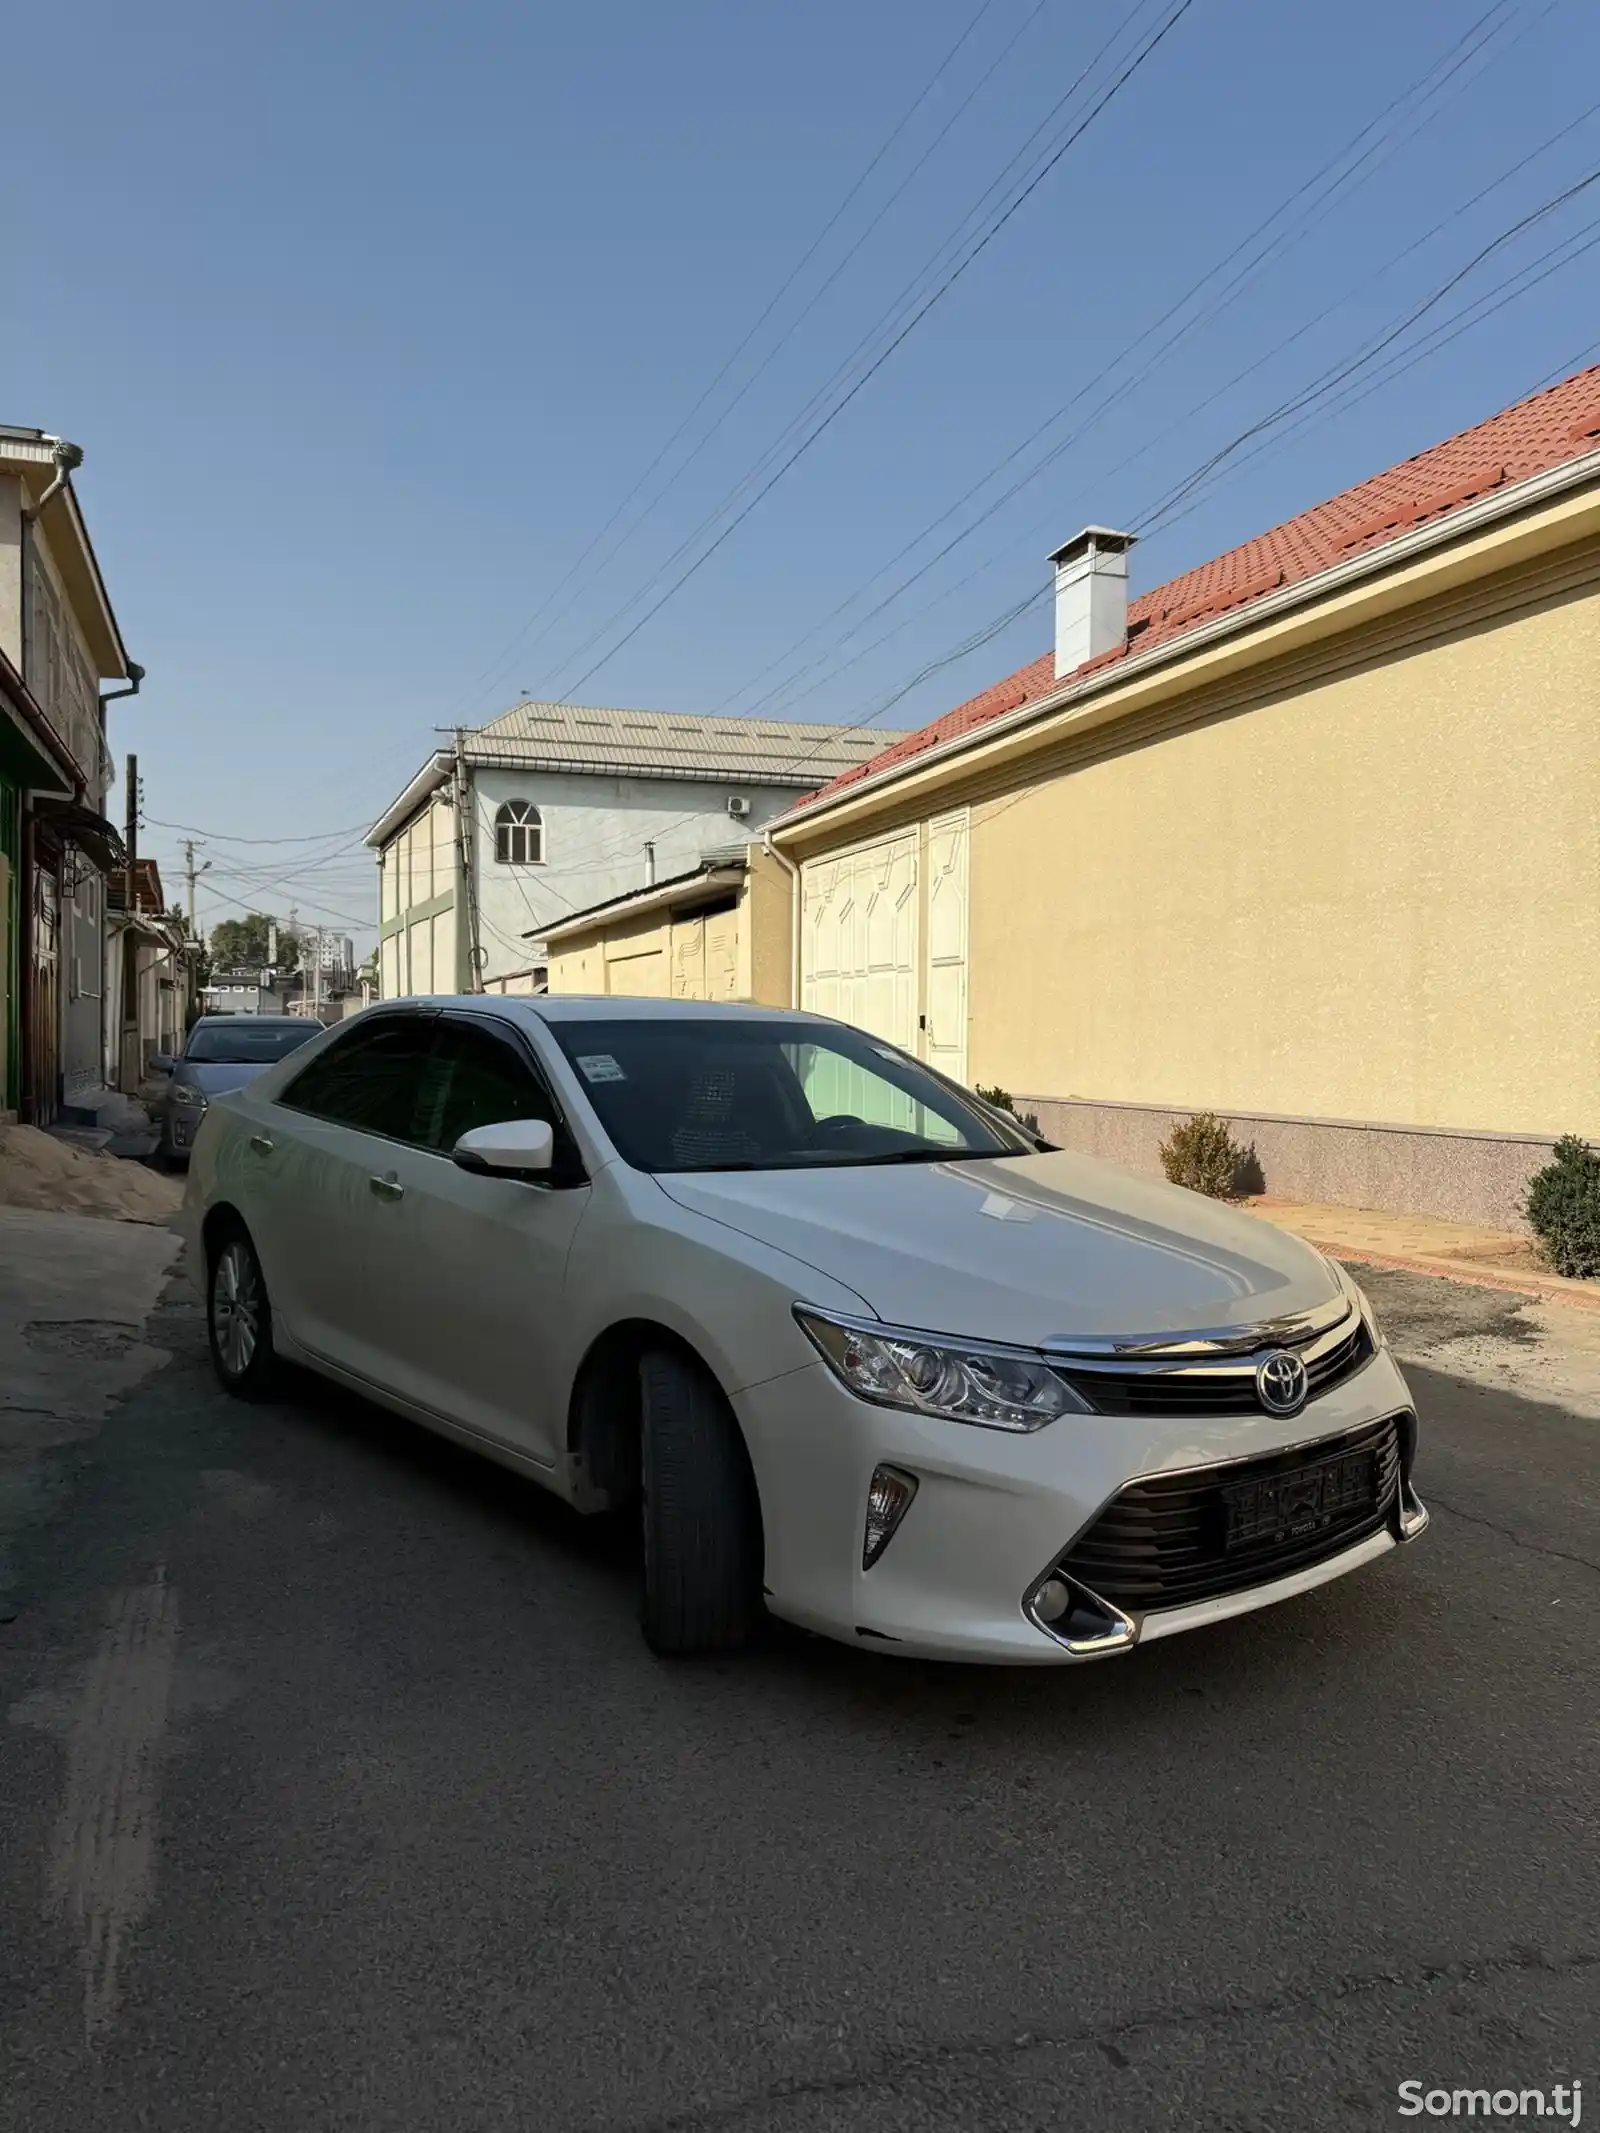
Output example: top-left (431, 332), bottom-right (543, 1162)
top-left (801, 831), bottom-right (919, 1050)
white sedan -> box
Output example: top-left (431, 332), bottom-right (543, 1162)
top-left (180, 996), bottom-right (1426, 1663)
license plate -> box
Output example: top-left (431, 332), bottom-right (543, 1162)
top-left (1223, 1447), bottom-right (1376, 1549)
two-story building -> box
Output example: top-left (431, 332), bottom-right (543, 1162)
top-left (366, 703), bottom-right (908, 999)
top-left (0, 430), bottom-right (138, 1123)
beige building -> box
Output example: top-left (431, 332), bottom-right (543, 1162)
top-left (759, 367), bottom-right (1600, 1228)
top-left (544, 844), bottom-right (792, 1006)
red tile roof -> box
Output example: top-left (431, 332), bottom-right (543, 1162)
top-left (804, 362), bottom-right (1600, 808)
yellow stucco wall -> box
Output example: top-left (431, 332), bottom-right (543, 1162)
top-left (742, 846), bottom-right (794, 1008)
top-left (966, 560), bottom-right (1600, 1136)
top-left (546, 862), bottom-right (795, 1004)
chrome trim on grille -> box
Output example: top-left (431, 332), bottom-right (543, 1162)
top-left (1046, 1301), bottom-right (1373, 1418)
top-left (1041, 1290), bottom-right (1353, 1362)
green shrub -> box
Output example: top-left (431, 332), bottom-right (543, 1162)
top-left (975, 1084), bottom-right (1040, 1135)
top-left (1525, 1135), bottom-right (1600, 1279)
top-left (1159, 1112), bottom-right (1245, 1199)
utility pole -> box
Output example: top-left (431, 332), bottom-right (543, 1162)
top-left (451, 725), bottom-right (484, 992)
top-left (182, 839), bottom-right (212, 939)
top-left (120, 754), bottom-right (139, 1087)
top-left (124, 753), bottom-right (138, 912)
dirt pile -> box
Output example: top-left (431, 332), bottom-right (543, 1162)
top-left (0, 1125), bottom-right (181, 1224)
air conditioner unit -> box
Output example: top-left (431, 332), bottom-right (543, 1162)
top-left (726, 794), bottom-right (751, 819)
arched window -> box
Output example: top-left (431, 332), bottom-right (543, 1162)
top-left (494, 799), bottom-right (544, 866)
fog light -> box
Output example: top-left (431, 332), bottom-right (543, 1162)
top-left (1033, 1576), bottom-right (1071, 1623)
top-left (863, 1465), bottom-right (917, 1570)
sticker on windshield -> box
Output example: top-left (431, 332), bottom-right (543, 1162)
top-left (575, 1053), bottom-right (626, 1084)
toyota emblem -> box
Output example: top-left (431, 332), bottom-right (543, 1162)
top-left (1255, 1349), bottom-right (1309, 1416)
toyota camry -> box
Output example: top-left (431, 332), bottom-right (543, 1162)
top-left (179, 995), bottom-right (1427, 1662)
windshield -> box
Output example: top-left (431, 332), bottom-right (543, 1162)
top-left (551, 1017), bottom-right (1032, 1173)
top-left (184, 1022), bottom-right (322, 1066)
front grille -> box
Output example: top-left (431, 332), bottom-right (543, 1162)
top-left (1057, 1415), bottom-right (1402, 1612)
top-left (1054, 1318), bottom-right (1374, 1417)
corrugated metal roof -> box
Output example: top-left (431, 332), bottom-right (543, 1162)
top-left (463, 702), bottom-right (910, 785)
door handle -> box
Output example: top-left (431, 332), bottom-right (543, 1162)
top-left (249, 1134), bottom-right (275, 1154)
top-left (368, 1173), bottom-right (405, 1202)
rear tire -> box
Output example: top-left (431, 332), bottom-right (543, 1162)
top-left (638, 1347), bottom-right (762, 1656)
top-left (207, 1223), bottom-right (283, 1401)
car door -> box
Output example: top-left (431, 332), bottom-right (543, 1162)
top-left (372, 1013), bottom-right (594, 1464)
top-left (255, 1010), bottom-right (439, 1379)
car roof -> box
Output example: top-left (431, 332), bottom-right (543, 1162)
top-left (193, 1013), bottom-right (307, 1029)
top-left (387, 993), bottom-right (833, 1029)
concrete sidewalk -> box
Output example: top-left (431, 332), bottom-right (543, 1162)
top-left (1244, 1194), bottom-right (1599, 1309)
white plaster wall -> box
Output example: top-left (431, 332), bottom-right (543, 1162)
top-left (469, 766), bottom-right (799, 984)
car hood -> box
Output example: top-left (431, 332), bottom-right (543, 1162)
top-left (655, 1150), bottom-right (1339, 1345)
top-left (177, 1061), bottom-right (275, 1097)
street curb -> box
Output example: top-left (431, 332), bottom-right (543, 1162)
top-left (1303, 1242), bottom-right (1600, 1312)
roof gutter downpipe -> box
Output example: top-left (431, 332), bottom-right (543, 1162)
top-left (763, 828), bottom-right (802, 1011)
top-left (22, 438), bottom-right (85, 520)
top-left (100, 661), bottom-right (145, 706)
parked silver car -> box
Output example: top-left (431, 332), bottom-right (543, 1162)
top-left (152, 1015), bottom-right (323, 1165)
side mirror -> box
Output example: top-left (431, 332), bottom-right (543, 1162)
top-left (149, 1053), bottom-right (176, 1074)
top-left (452, 1118), bottom-right (555, 1182)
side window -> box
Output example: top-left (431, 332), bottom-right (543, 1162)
top-left (279, 1017), bottom-right (435, 1142)
top-left (494, 799), bottom-right (544, 866)
top-left (415, 1020), bottom-right (559, 1153)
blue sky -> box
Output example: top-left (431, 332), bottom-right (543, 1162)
top-left (5, 0), bottom-right (1598, 946)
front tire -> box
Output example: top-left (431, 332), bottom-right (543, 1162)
top-left (638, 1348), bottom-right (762, 1656)
top-left (207, 1224), bottom-right (282, 1401)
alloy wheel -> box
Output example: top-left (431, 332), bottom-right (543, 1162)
top-left (213, 1240), bottom-right (261, 1379)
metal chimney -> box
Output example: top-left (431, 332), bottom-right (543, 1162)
top-left (1049, 527), bottom-right (1135, 678)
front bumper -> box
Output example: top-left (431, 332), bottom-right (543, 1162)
top-left (733, 1346), bottom-right (1424, 1665)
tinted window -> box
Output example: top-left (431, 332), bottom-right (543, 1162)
top-left (549, 1017), bottom-right (1028, 1174)
top-left (185, 1021), bottom-right (321, 1065)
top-left (279, 1017), bottom-right (434, 1141)
top-left (415, 1021), bottom-right (559, 1152)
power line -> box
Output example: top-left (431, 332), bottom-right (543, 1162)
top-left (696, 0), bottom-right (1541, 730)
top-left (439, 0), bottom-right (1031, 727)
top-left (142, 814), bottom-right (376, 845)
top-left (515, 0), bottom-right (1162, 708)
top-left (536, 0), bottom-right (1199, 707)
top-left (1134, 159), bottom-right (1600, 534)
top-left (708, 73), bottom-right (1600, 737)
top-left (1137, 219), bottom-right (1600, 544)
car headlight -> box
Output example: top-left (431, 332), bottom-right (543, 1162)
top-left (794, 1307), bottom-right (1087, 1432)
top-left (170, 1083), bottom-right (208, 1109)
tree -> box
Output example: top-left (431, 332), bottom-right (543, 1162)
top-left (206, 914), bottom-right (299, 972)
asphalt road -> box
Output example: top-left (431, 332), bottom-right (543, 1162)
top-left (1, 1263), bottom-right (1594, 2133)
